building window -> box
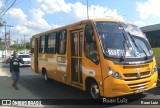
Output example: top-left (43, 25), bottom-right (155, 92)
top-left (47, 32), bottom-right (56, 54)
top-left (57, 30), bottom-right (67, 54)
top-left (39, 35), bottom-right (46, 53)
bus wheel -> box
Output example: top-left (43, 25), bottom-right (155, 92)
top-left (89, 82), bottom-right (100, 99)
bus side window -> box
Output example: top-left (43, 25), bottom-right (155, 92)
top-left (57, 30), bottom-right (67, 54)
top-left (84, 24), bottom-right (99, 64)
top-left (39, 35), bottom-right (46, 53)
top-left (47, 32), bottom-right (56, 54)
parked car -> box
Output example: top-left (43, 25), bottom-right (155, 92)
top-left (18, 54), bottom-right (31, 66)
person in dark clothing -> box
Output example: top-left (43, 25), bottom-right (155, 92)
top-left (6, 50), bottom-right (23, 90)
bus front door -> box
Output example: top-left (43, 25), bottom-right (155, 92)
top-left (71, 30), bottom-right (83, 86)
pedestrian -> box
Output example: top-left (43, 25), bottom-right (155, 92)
top-left (6, 50), bottom-right (23, 90)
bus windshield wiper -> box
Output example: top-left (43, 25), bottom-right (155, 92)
top-left (119, 32), bottom-right (128, 61)
top-left (135, 42), bottom-right (148, 60)
top-left (120, 40), bottom-right (126, 61)
top-left (128, 33), bottom-right (148, 60)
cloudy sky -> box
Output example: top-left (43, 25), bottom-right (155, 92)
top-left (0, 0), bottom-right (160, 41)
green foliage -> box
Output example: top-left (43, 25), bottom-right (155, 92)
top-left (0, 23), bottom-right (3, 27)
top-left (0, 43), bottom-right (2, 50)
top-left (0, 19), bottom-right (5, 27)
top-left (7, 42), bottom-right (31, 51)
top-left (152, 48), bottom-right (160, 56)
top-left (26, 42), bottom-right (31, 49)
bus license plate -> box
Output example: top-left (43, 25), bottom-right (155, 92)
top-left (135, 88), bottom-right (144, 93)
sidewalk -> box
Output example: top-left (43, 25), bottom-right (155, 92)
top-left (0, 57), bottom-right (7, 63)
top-left (0, 58), bottom-right (11, 77)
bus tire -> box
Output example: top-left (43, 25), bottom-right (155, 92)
top-left (89, 81), bottom-right (100, 99)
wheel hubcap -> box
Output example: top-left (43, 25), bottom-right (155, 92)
top-left (91, 84), bottom-right (99, 99)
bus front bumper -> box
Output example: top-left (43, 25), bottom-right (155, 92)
top-left (103, 72), bottom-right (158, 97)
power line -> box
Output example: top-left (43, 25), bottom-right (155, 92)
top-left (12, 0), bottom-right (25, 6)
top-left (0, 0), bottom-right (13, 14)
top-left (0, 0), bottom-right (17, 18)
top-left (1, 0), bottom-right (17, 18)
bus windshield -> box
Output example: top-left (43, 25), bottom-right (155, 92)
top-left (95, 22), bottom-right (153, 59)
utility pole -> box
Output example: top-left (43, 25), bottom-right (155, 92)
top-left (16, 37), bottom-right (19, 49)
top-left (17, 37), bottom-right (18, 44)
top-left (4, 25), bottom-right (6, 57)
top-left (8, 31), bottom-right (10, 46)
top-left (87, 0), bottom-right (89, 19)
top-left (23, 35), bottom-right (29, 53)
top-left (4, 24), bottom-right (13, 58)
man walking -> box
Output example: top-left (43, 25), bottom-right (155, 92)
top-left (6, 50), bottom-right (23, 90)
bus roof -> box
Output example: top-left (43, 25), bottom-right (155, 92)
top-left (32, 18), bottom-right (131, 38)
top-left (91, 18), bottom-right (132, 24)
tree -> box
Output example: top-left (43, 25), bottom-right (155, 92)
top-left (25, 42), bottom-right (31, 50)
top-left (8, 44), bottom-right (18, 50)
top-left (0, 43), bottom-right (2, 50)
top-left (0, 20), bottom-right (4, 27)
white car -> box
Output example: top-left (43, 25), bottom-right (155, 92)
top-left (18, 54), bottom-right (31, 66)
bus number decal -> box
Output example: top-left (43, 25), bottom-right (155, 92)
top-left (107, 48), bottom-right (124, 56)
top-left (82, 66), bottom-right (95, 77)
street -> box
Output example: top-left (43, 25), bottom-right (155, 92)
top-left (0, 58), bottom-right (160, 108)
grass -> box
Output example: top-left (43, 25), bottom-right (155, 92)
top-left (152, 48), bottom-right (160, 69)
top-left (152, 48), bottom-right (160, 56)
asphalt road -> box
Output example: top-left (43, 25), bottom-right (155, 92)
top-left (0, 60), bottom-right (160, 108)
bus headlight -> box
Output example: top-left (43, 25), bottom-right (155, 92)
top-left (108, 67), bottom-right (122, 79)
top-left (152, 65), bottom-right (157, 75)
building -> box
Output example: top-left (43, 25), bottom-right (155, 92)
top-left (141, 24), bottom-right (160, 48)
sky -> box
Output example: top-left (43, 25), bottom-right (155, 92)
top-left (0, 0), bottom-right (160, 42)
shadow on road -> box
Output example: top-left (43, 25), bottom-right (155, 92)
top-left (17, 75), bottom-right (147, 107)
top-left (2, 65), bottom-right (31, 68)
top-left (145, 69), bottom-right (160, 96)
top-left (145, 87), bottom-right (160, 96)
top-left (2, 65), bottom-right (10, 68)
top-left (18, 75), bottom-right (90, 99)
